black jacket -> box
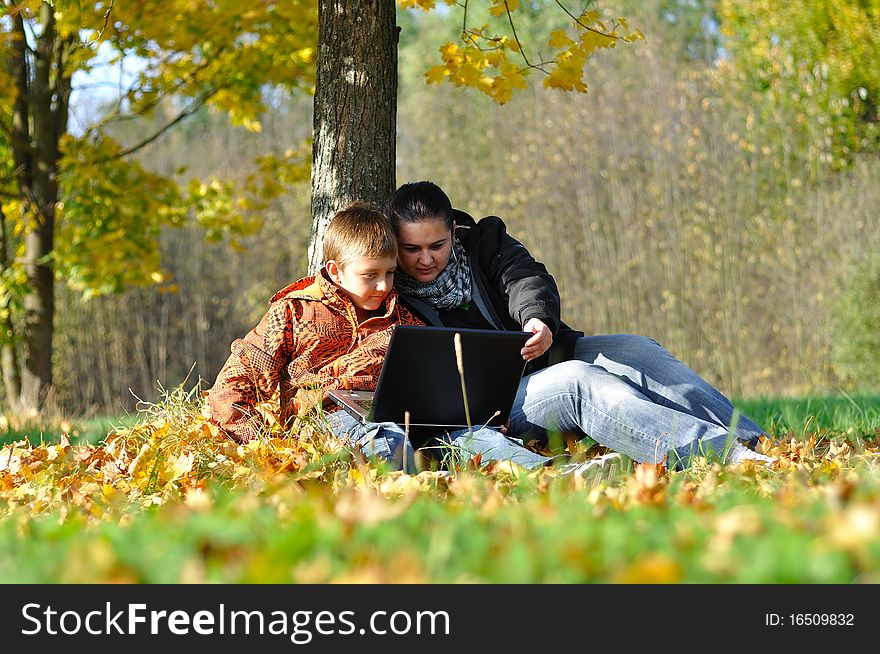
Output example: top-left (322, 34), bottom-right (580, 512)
top-left (400, 210), bottom-right (584, 375)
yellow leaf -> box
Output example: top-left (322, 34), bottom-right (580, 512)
top-left (440, 42), bottom-right (459, 59)
top-left (425, 65), bottom-right (449, 85)
top-left (489, 0), bottom-right (519, 16)
top-left (485, 50), bottom-right (505, 68)
top-left (129, 443), bottom-right (157, 490)
top-left (827, 504), bottom-right (880, 551)
top-left (242, 117), bottom-right (262, 133)
top-left (166, 452), bottom-right (195, 481)
top-left (614, 554), bottom-right (683, 583)
top-left (487, 459), bottom-right (523, 478)
top-left (548, 29), bottom-right (574, 49)
top-left (335, 487), bottom-right (409, 527)
top-left (397, 0), bottom-right (435, 9)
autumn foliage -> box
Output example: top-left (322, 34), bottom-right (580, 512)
top-left (1, 388), bottom-right (879, 582)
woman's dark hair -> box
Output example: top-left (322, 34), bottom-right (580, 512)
top-left (385, 181), bottom-right (454, 232)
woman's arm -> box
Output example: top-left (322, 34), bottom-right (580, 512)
top-left (479, 216), bottom-right (563, 335)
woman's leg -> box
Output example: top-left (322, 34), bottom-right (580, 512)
top-left (572, 335), bottom-right (766, 446)
top-left (326, 410), bottom-right (418, 473)
top-left (507, 360), bottom-right (751, 469)
top-left (327, 411), bottom-right (547, 472)
top-left (441, 427), bottom-right (551, 469)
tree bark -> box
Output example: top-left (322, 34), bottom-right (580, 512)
top-left (0, 9), bottom-right (30, 410)
top-left (16, 3), bottom-right (72, 411)
top-left (0, 205), bottom-right (22, 409)
top-left (308, 0), bottom-right (398, 274)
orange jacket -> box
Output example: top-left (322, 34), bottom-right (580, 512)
top-left (207, 271), bottom-right (424, 443)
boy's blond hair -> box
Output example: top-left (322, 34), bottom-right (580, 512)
top-left (322, 202), bottom-right (398, 268)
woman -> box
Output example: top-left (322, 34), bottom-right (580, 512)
top-left (386, 181), bottom-right (774, 469)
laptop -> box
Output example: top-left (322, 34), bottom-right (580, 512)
top-left (327, 325), bottom-right (530, 428)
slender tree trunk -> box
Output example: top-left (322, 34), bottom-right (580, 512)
top-left (15, 3), bottom-right (72, 411)
top-left (308, 0), bottom-right (398, 273)
top-left (1, 9), bottom-right (29, 410)
top-left (0, 205), bottom-right (22, 408)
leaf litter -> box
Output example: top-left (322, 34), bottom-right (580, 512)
top-left (1, 387), bottom-right (879, 582)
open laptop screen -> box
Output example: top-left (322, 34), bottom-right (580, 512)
top-left (368, 325), bottom-right (530, 428)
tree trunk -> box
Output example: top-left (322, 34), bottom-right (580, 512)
top-left (0, 205), bottom-right (22, 409)
top-left (15, 3), bottom-right (72, 411)
top-left (0, 9), bottom-right (30, 411)
top-left (308, 0), bottom-right (398, 274)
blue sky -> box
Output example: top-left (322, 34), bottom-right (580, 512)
top-left (68, 42), bottom-right (148, 136)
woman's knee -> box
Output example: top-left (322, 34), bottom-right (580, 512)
top-left (622, 334), bottom-right (662, 352)
top-left (552, 359), bottom-right (595, 378)
top-left (537, 360), bottom-right (596, 394)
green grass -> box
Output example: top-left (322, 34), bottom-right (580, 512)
top-left (4, 394), bottom-right (874, 448)
top-left (2, 470), bottom-right (877, 583)
top-left (734, 393), bottom-right (880, 436)
top-left (0, 413), bottom-right (139, 447)
top-left (2, 394), bottom-right (879, 583)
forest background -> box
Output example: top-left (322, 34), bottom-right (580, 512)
top-left (5, 0), bottom-right (880, 417)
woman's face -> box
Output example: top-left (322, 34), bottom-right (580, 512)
top-left (395, 218), bottom-right (454, 283)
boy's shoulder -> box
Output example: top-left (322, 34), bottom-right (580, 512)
top-left (269, 274), bottom-right (337, 305)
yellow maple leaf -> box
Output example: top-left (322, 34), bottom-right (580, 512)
top-left (165, 452), bottom-right (196, 482)
top-left (440, 42), bottom-right (459, 59)
top-left (485, 50), bottom-right (505, 68)
top-left (489, 0), bottom-right (519, 16)
top-left (128, 443), bottom-right (158, 490)
top-left (455, 60), bottom-right (485, 87)
top-left (397, 0), bottom-right (435, 9)
top-left (578, 29), bottom-right (617, 54)
top-left (425, 65), bottom-right (449, 85)
top-left (548, 29), bottom-right (574, 49)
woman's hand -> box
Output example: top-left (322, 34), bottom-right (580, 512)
top-left (521, 318), bottom-right (553, 361)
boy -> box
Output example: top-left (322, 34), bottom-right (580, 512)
top-left (207, 203), bottom-right (537, 472)
top-left (207, 203), bottom-right (419, 442)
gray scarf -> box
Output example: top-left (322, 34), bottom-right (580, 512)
top-left (395, 238), bottom-right (472, 310)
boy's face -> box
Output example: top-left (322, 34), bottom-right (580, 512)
top-left (326, 255), bottom-right (397, 315)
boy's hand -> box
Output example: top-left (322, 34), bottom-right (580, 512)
top-left (521, 318), bottom-right (553, 361)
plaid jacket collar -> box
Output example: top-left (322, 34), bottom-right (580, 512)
top-left (270, 270), bottom-right (400, 318)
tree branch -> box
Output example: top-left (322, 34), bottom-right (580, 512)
top-left (83, 52), bottom-right (223, 143)
top-left (112, 91), bottom-right (215, 159)
top-left (459, 27), bottom-right (552, 71)
top-left (462, 0), bottom-right (469, 38)
top-left (82, 0), bottom-right (114, 48)
top-left (0, 200), bottom-right (9, 267)
top-left (503, 0), bottom-right (532, 69)
top-left (9, 8), bottom-right (34, 195)
top-left (554, 0), bottom-right (623, 40)
top-left (53, 35), bottom-right (76, 142)
top-left (71, 81), bottom-right (129, 92)
top-left (20, 8), bottom-right (40, 51)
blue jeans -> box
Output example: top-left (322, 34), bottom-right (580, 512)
top-left (508, 335), bottom-right (766, 470)
top-left (327, 410), bottom-right (549, 473)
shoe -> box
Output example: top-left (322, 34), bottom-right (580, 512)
top-left (725, 441), bottom-right (775, 467)
top-left (557, 452), bottom-right (624, 477)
